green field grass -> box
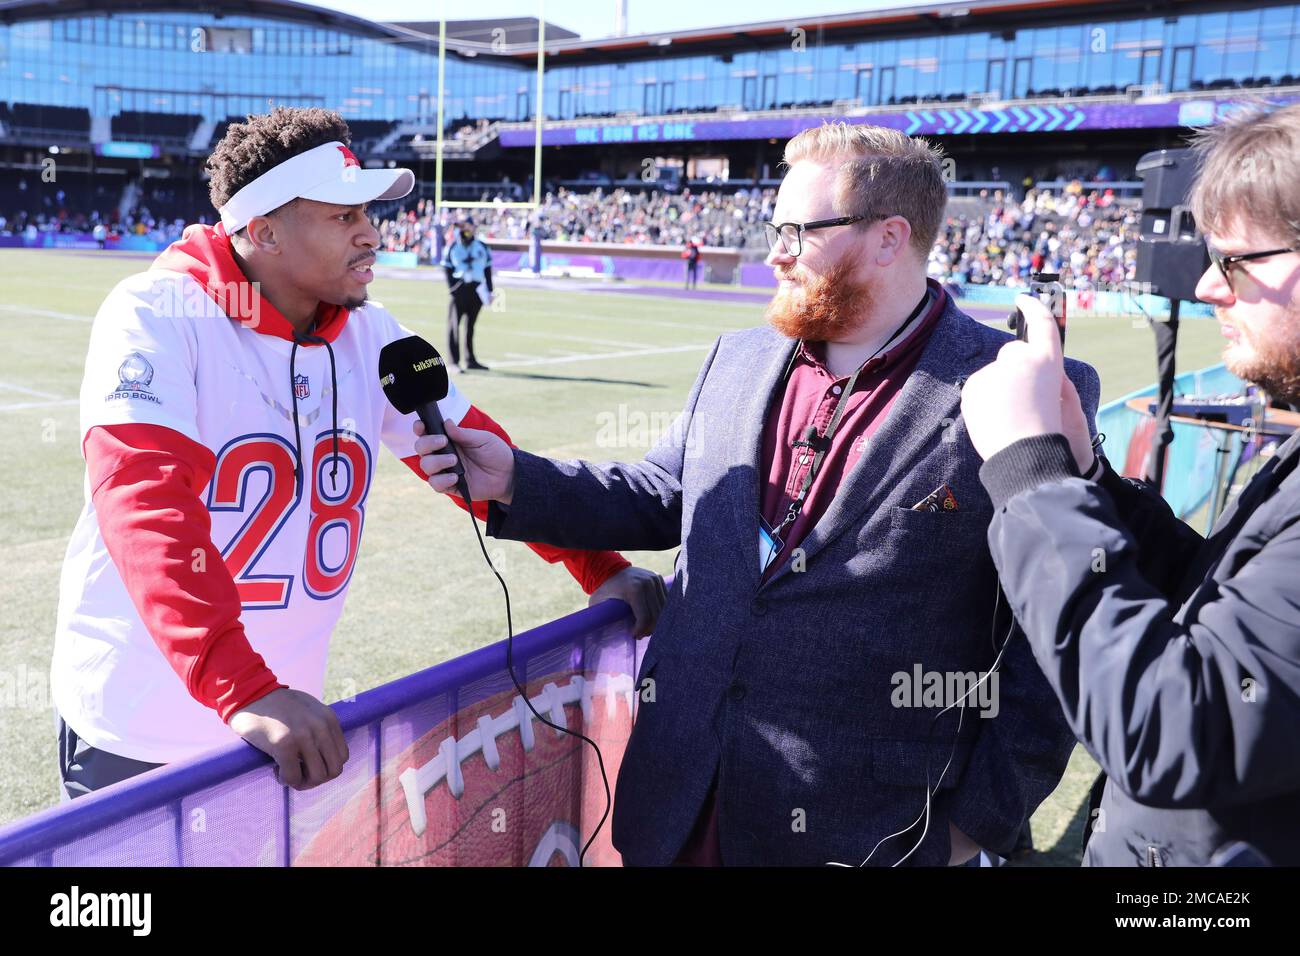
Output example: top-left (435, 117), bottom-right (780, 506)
top-left (0, 249), bottom-right (1228, 862)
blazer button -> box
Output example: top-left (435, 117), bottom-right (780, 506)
top-left (728, 682), bottom-right (746, 701)
top-left (751, 598), bottom-right (767, 616)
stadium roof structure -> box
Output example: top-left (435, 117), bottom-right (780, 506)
top-left (388, 17), bottom-right (579, 45)
top-left (479, 0), bottom-right (1244, 64)
top-left (0, 0), bottom-right (395, 37)
top-left (0, 0), bottom-right (569, 56)
top-left (2, 0), bottom-right (1274, 64)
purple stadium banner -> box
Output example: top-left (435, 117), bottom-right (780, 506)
top-left (0, 599), bottom-right (645, 867)
top-left (500, 94), bottom-right (1300, 148)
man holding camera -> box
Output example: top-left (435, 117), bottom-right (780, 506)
top-left (961, 102), bottom-right (1300, 866)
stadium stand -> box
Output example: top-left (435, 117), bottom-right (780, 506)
top-left (367, 181), bottom-right (1140, 293)
top-left (110, 111), bottom-right (202, 147)
top-left (6, 103), bottom-right (91, 140)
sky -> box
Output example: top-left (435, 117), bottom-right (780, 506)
top-left (310, 0), bottom-right (919, 39)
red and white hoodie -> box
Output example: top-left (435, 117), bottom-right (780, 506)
top-left (51, 222), bottom-right (629, 764)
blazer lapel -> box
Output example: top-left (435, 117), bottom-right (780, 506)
top-left (731, 333), bottom-right (800, 579)
top-left (761, 301), bottom-right (983, 590)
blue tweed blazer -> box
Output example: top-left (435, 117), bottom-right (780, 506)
top-left (488, 292), bottom-right (1101, 865)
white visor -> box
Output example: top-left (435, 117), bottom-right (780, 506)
top-left (219, 141), bottom-right (414, 233)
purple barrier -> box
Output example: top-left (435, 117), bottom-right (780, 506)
top-left (27, 232), bottom-right (103, 250)
top-left (489, 249), bottom-right (527, 271)
top-left (0, 599), bottom-right (644, 867)
top-left (0, 232), bottom-right (167, 251)
top-left (740, 262), bottom-right (778, 288)
top-left (493, 246), bottom-right (702, 283)
top-left (606, 255), bottom-right (694, 283)
top-left (534, 252), bottom-right (616, 276)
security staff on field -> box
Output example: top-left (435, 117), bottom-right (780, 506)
top-left (442, 218), bottom-right (493, 371)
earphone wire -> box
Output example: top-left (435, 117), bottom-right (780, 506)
top-left (837, 584), bottom-right (1015, 867)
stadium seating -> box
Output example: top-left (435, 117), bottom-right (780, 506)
top-left (363, 180), bottom-right (1142, 301)
top-left (0, 168), bottom-right (122, 228)
top-left (110, 111), bottom-right (202, 146)
top-left (345, 118), bottom-right (397, 151)
top-left (6, 103), bottom-right (91, 138)
top-left (133, 178), bottom-right (209, 225)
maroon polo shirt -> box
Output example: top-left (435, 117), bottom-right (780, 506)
top-left (671, 278), bottom-right (948, 866)
top-left (758, 280), bottom-right (947, 581)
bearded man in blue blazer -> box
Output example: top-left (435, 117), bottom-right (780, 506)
top-left (416, 122), bottom-right (1102, 867)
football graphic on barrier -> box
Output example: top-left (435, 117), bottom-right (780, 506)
top-left (295, 671), bottom-right (636, 866)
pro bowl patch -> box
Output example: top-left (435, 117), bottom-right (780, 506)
top-left (106, 351), bottom-right (162, 404)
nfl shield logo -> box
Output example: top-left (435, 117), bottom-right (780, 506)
top-left (294, 374), bottom-right (310, 400)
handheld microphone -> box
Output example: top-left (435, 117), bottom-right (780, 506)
top-left (378, 335), bottom-right (469, 500)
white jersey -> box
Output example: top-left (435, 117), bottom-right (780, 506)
top-left (52, 269), bottom-right (469, 763)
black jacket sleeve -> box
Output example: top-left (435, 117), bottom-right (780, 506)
top-left (1093, 458), bottom-right (1205, 595)
top-left (979, 433), bottom-right (1300, 809)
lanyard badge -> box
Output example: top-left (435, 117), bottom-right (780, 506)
top-left (758, 513), bottom-right (786, 574)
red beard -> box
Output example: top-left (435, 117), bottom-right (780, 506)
top-left (765, 258), bottom-right (876, 341)
top-left (1222, 306), bottom-right (1300, 402)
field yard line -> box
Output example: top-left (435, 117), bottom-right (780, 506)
top-left (0, 398), bottom-right (78, 411)
top-left (497, 328), bottom-right (659, 350)
top-left (525, 308), bottom-right (747, 334)
top-left (492, 343), bottom-right (712, 368)
top-left (0, 303), bottom-right (93, 323)
top-left (0, 381), bottom-right (61, 399)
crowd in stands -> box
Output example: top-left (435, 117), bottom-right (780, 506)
top-left (376, 186), bottom-right (777, 257)
top-left (2, 166), bottom-right (1140, 294)
top-left (374, 180), bottom-right (1139, 292)
top-left (0, 176), bottom-right (190, 245)
top-left (929, 182), bottom-right (1140, 292)
top-left (0, 207), bottom-right (189, 245)
top-left (0, 170), bottom-right (201, 244)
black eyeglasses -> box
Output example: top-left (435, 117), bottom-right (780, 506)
top-left (1207, 243), bottom-right (1300, 292)
top-left (762, 215), bottom-right (869, 257)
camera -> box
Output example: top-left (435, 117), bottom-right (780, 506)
top-left (1008, 272), bottom-right (1067, 346)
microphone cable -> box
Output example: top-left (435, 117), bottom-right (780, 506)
top-left (456, 474), bottom-right (613, 868)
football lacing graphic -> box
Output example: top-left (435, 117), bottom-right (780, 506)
top-left (528, 821), bottom-right (581, 867)
top-left (399, 673), bottom-right (636, 837)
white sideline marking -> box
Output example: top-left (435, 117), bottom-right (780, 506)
top-left (0, 380), bottom-right (61, 399)
top-left (492, 343), bottom-right (711, 369)
top-left (501, 328), bottom-right (659, 351)
top-left (546, 309), bottom-right (742, 333)
top-left (0, 303), bottom-right (92, 322)
top-left (0, 398), bottom-right (77, 411)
